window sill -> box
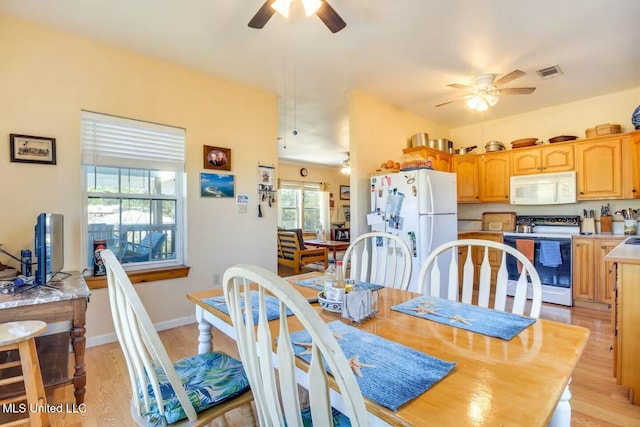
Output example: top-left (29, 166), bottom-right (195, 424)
top-left (84, 265), bottom-right (190, 290)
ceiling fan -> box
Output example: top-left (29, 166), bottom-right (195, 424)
top-left (248, 0), bottom-right (347, 33)
top-left (436, 70), bottom-right (536, 111)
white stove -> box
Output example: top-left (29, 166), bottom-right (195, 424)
top-left (502, 215), bottom-right (579, 307)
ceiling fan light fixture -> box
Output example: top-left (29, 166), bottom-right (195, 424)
top-left (341, 152), bottom-right (351, 175)
top-left (302, 0), bottom-right (322, 16)
top-left (467, 95), bottom-right (489, 111)
top-left (272, 0), bottom-right (292, 18)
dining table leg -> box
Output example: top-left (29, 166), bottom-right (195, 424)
top-left (195, 306), bottom-right (213, 354)
top-left (546, 379), bottom-right (571, 427)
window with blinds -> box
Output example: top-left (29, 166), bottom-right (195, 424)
top-left (81, 111), bottom-right (185, 270)
top-left (278, 181), bottom-right (326, 232)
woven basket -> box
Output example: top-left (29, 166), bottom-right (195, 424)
top-left (585, 123), bottom-right (621, 138)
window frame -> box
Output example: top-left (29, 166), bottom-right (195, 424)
top-left (278, 181), bottom-right (326, 232)
top-left (81, 111), bottom-right (186, 272)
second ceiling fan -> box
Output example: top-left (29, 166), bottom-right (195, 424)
top-left (248, 0), bottom-right (346, 33)
top-left (436, 70), bottom-right (536, 111)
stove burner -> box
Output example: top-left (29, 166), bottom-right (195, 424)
top-left (515, 215), bottom-right (581, 226)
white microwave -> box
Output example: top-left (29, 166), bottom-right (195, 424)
top-left (510, 171), bottom-right (577, 205)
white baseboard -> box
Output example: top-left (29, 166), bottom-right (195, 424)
top-left (86, 315), bottom-right (196, 348)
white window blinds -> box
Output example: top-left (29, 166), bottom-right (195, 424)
top-left (81, 111), bottom-right (185, 170)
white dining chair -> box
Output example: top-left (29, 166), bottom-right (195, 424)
top-left (223, 264), bottom-right (369, 427)
top-left (100, 249), bottom-right (255, 426)
top-left (417, 239), bottom-right (542, 318)
top-left (341, 231), bottom-right (412, 290)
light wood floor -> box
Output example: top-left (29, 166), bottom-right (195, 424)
top-left (46, 303), bottom-right (640, 426)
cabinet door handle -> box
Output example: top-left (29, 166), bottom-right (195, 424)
top-left (579, 192), bottom-right (585, 194)
top-left (610, 345), bottom-right (614, 351)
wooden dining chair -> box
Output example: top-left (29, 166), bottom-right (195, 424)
top-left (341, 231), bottom-right (412, 290)
top-left (223, 264), bottom-right (369, 427)
top-left (100, 249), bottom-right (255, 426)
top-left (417, 239), bottom-right (543, 318)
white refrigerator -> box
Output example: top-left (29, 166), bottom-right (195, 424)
top-left (369, 169), bottom-right (458, 293)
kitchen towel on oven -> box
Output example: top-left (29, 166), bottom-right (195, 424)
top-left (539, 240), bottom-right (562, 267)
top-left (515, 239), bottom-right (534, 272)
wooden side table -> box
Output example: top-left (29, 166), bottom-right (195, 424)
top-left (0, 272), bottom-right (90, 404)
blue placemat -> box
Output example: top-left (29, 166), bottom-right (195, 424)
top-left (391, 296), bottom-right (535, 340)
top-left (295, 277), bottom-right (384, 292)
top-left (203, 291), bottom-right (292, 325)
top-left (289, 320), bottom-right (455, 412)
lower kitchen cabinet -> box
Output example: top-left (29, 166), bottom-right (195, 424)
top-left (572, 236), bottom-right (624, 306)
top-left (611, 262), bottom-right (640, 405)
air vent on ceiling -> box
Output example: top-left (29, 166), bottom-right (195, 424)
top-left (536, 64), bottom-right (563, 79)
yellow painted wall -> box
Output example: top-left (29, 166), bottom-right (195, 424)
top-left (278, 161), bottom-right (351, 229)
top-left (348, 91), bottom-right (450, 236)
top-left (0, 16), bottom-right (278, 343)
top-left (451, 87), bottom-right (640, 149)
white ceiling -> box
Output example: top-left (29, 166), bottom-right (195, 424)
top-left (1, 0), bottom-right (639, 166)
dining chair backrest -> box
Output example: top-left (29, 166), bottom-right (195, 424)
top-left (223, 264), bottom-right (369, 427)
top-left (101, 249), bottom-right (253, 426)
top-left (417, 239), bottom-right (542, 318)
top-left (342, 232), bottom-right (412, 290)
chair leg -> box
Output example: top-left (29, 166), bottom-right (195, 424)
top-left (18, 338), bottom-right (50, 427)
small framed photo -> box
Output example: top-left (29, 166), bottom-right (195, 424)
top-left (236, 194), bottom-right (250, 204)
top-left (203, 145), bottom-right (231, 171)
top-left (340, 185), bottom-right (350, 200)
top-left (200, 173), bottom-right (235, 198)
top-left (10, 134), bottom-right (56, 165)
top-left (258, 165), bottom-right (275, 187)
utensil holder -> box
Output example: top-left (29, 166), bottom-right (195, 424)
top-left (624, 220), bottom-right (638, 236)
top-left (581, 218), bottom-right (595, 235)
top-left (600, 216), bottom-right (613, 233)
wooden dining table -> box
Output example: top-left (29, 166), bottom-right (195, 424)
top-left (303, 239), bottom-right (350, 261)
top-left (187, 272), bottom-right (590, 427)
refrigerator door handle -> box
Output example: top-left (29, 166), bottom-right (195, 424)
top-left (426, 215), bottom-right (434, 256)
top-left (426, 175), bottom-right (434, 214)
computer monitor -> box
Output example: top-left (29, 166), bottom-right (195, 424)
top-left (34, 213), bottom-right (64, 285)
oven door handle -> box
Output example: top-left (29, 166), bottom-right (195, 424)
top-left (553, 180), bottom-right (558, 203)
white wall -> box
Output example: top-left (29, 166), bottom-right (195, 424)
top-left (0, 16), bottom-right (278, 343)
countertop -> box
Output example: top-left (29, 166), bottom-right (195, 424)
top-left (604, 238), bottom-right (640, 265)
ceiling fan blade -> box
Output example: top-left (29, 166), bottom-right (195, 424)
top-left (248, 0), bottom-right (277, 29)
top-left (447, 83), bottom-right (473, 90)
top-left (435, 96), bottom-right (472, 107)
top-left (494, 69), bottom-right (525, 86)
top-left (500, 87), bottom-right (536, 95)
top-left (316, 1), bottom-right (347, 33)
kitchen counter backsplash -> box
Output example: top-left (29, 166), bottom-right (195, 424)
top-left (458, 200), bottom-right (640, 235)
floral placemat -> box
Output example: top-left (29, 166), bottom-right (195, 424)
top-left (391, 296), bottom-right (535, 340)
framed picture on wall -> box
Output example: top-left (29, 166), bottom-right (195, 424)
top-left (10, 134), bottom-right (56, 165)
top-left (200, 173), bottom-right (235, 198)
top-left (343, 205), bottom-right (350, 222)
top-left (340, 185), bottom-right (350, 200)
top-left (203, 145), bottom-right (231, 171)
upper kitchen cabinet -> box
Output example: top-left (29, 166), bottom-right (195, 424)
top-left (479, 151), bottom-right (511, 202)
top-left (402, 146), bottom-right (452, 172)
top-left (453, 155), bottom-right (480, 203)
top-left (630, 130), bottom-right (640, 198)
top-left (575, 134), bottom-right (633, 200)
top-left (511, 144), bottom-right (574, 175)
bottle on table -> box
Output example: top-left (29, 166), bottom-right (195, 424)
top-left (327, 260), bottom-right (346, 302)
top-left (323, 258), bottom-right (336, 296)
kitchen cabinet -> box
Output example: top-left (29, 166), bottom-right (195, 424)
top-left (452, 155), bottom-right (480, 203)
top-left (611, 262), bottom-right (640, 405)
top-left (572, 238), bottom-right (596, 301)
top-left (511, 144), bottom-right (574, 175)
top-left (630, 130), bottom-right (640, 198)
top-left (572, 236), bottom-right (624, 306)
top-left (457, 232), bottom-right (503, 286)
top-left (402, 146), bottom-right (452, 172)
top-left (479, 151), bottom-right (510, 202)
top-left (575, 135), bottom-right (632, 200)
